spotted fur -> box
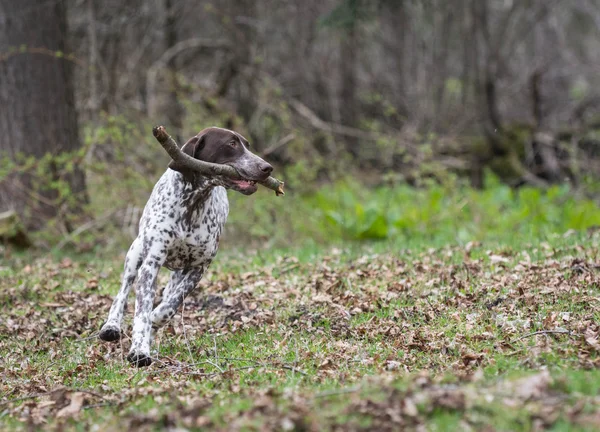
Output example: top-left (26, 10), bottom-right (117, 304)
top-left (99, 127), bottom-right (273, 367)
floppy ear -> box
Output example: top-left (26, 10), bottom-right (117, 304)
top-left (181, 135), bottom-right (204, 157)
top-left (168, 134), bottom-right (205, 171)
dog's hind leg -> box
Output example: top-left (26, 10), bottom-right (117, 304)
top-left (99, 237), bottom-right (143, 342)
top-left (148, 269), bottom-right (182, 346)
top-left (150, 266), bottom-right (206, 335)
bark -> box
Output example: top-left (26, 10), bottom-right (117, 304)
top-left (0, 0), bottom-right (87, 230)
top-left (531, 70), bottom-right (543, 129)
top-left (339, 21), bottom-right (359, 158)
top-left (87, 0), bottom-right (99, 116)
top-left (433, 3), bottom-right (453, 127)
top-left (163, 0), bottom-right (184, 141)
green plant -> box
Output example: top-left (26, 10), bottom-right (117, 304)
top-left (296, 172), bottom-right (600, 243)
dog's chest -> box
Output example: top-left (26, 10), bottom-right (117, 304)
top-left (169, 187), bottom-right (228, 269)
top-left (142, 171), bottom-right (229, 270)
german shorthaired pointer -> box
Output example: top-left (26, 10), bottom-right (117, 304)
top-left (99, 127), bottom-right (273, 367)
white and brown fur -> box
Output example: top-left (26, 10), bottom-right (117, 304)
top-left (99, 127), bottom-right (273, 367)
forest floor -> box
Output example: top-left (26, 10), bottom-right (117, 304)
top-left (1, 232), bottom-right (600, 431)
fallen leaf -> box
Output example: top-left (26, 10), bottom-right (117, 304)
top-left (402, 397), bottom-right (418, 417)
top-left (585, 326), bottom-right (600, 351)
top-left (386, 360), bottom-right (402, 371)
top-left (510, 371), bottom-right (551, 400)
top-left (56, 392), bottom-right (85, 418)
top-left (490, 255), bottom-right (509, 264)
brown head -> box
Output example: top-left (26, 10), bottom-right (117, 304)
top-left (174, 127), bottom-right (273, 195)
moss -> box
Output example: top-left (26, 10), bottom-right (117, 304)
top-left (488, 152), bottom-right (526, 184)
top-left (468, 136), bottom-right (493, 159)
top-left (500, 123), bottom-right (533, 158)
top-left (0, 210), bottom-right (32, 248)
top-left (556, 128), bottom-right (574, 142)
top-left (586, 113), bottom-right (600, 130)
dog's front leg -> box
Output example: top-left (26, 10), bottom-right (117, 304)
top-left (127, 245), bottom-right (168, 367)
top-left (99, 237), bottom-right (143, 342)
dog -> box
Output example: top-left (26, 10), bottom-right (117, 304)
top-left (98, 127), bottom-right (273, 367)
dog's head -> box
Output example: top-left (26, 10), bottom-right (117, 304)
top-left (173, 127), bottom-right (273, 195)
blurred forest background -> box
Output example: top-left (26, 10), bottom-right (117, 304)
top-left (1, 0), bottom-right (600, 251)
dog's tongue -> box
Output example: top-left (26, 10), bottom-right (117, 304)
top-left (232, 179), bottom-right (257, 192)
top-left (233, 179), bottom-right (253, 186)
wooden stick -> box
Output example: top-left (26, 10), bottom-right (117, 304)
top-left (511, 329), bottom-right (574, 343)
top-left (152, 125), bottom-right (285, 196)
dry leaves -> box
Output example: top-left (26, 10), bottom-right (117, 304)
top-left (584, 325), bottom-right (600, 351)
top-left (1, 243), bottom-right (600, 429)
top-left (56, 392), bottom-right (86, 418)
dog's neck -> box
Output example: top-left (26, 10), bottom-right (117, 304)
top-left (171, 168), bottom-right (211, 189)
top-left (170, 169), bottom-right (221, 206)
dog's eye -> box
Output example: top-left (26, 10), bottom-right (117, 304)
top-left (229, 140), bottom-right (237, 147)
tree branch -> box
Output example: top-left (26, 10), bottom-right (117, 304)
top-left (152, 126), bottom-right (285, 196)
top-left (146, 38), bottom-right (230, 117)
top-left (287, 99), bottom-right (380, 141)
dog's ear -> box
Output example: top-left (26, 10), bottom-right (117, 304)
top-left (181, 134), bottom-right (205, 158)
top-left (169, 134), bottom-right (205, 171)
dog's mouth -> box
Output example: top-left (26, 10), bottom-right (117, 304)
top-left (228, 179), bottom-right (258, 195)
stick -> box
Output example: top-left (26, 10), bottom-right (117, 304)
top-left (280, 364), bottom-right (308, 376)
top-left (511, 329), bottom-right (574, 343)
top-left (0, 389), bottom-right (106, 407)
top-left (315, 386), bottom-right (362, 398)
top-left (152, 126), bottom-right (285, 196)
top-left (54, 209), bottom-right (117, 251)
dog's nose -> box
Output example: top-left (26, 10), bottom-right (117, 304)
top-left (260, 162), bottom-right (273, 175)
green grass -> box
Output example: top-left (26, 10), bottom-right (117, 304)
top-left (2, 180), bottom-right (600, 430)
top-left (224, 173), bottom-right (600, 248)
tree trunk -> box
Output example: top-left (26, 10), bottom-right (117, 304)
top-left (86, 0), bottom-right (100, 119)
top-left (339, 18), bottom-right (359, 159)
top-left (0, 0), bottom-right (87, 231)
top-left (163, 0), bottom-right (184, 143)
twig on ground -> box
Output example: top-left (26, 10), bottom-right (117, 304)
top-left (147, 354), bottom-right (175, 369)
top-left (152, 126), bottom-right (285, 196)
top-left (0, 389), bottom-right (106, 407)
top-left (205, 359), bottom-right (225, 374)
top-left (181, 301), bottom-right (196, 366)
top-left (148, 355), bottom-right (307, 378)
top-left (293, 339), bottom-right (299, 379)
top-left (218, 356), bottom-right (261, 364)
top-left (73, 332), bottom-right (100, 343)
top-left (75, 389), bottom-right (106, 399)
top-left (0, 389), bottom-right (16, 401)
top-left (213, 334), bottom-right (218, 364)
top-left (280, 364), bottom-right (308, 376)
top-left (277, 263), bottom-right (300, 275)
top-left (83, 402), bottom-right (116, 410)
top-left (0, 393), bottom-right (51, 406)
top-left (511, 329), bottom-right (575, 343)
top-left (315, 386), bottom-right (362, 399)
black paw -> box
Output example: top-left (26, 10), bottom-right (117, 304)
top-left (127, 352), bottom-right (153, 367)
top-left (98, 325), bottom-right (121, 342)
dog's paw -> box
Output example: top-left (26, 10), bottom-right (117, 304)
top-left (98, 323), bottom-right (122, 342)
top-left (127, 351), bottom-right (153, 367)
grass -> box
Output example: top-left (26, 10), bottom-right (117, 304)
top-left (222, 173), bottom-right (600, 248)
top-left (2, 180), bottom-right (600, 431)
